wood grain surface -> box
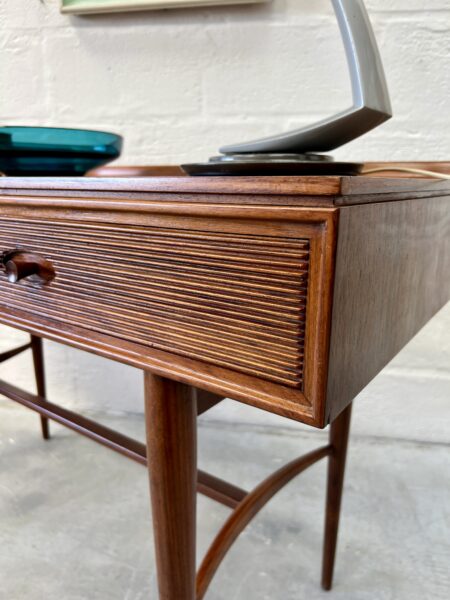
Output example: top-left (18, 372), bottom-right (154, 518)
top-left (0, 175), bottom-right (448, 428)
top-left (0, 218), bottom-right (309, 388)
top-left (1, 171), bottom-right (449, 203)
top-left (0, 175), bottom-right (341, 197)
top-left (326, 195), bottom-right (450, 422)
top-left (0, 203), bottom-right (336, 426)
top-left (144, 373), bottom-right (197, 600)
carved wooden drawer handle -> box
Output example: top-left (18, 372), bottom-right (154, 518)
top-left (1, 250), bottom-right (56, 284)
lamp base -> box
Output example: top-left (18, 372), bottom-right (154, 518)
top-left (182, 153), bottom-right (362, 176)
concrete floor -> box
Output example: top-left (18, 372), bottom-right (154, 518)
top-left (1, 406), bottom-right (449, 600)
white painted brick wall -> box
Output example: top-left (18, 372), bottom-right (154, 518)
top-left (1, 0), bottom-right (449, 162)
top-left (0, 0), bottom-right (449, 435)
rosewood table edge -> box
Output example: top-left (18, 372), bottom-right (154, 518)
top-left (2, 174), bottom-right (449, 200)
top-left (0, 176), bottom-right (342, 197)
top-left (0, 197), bottom-right (338, 230)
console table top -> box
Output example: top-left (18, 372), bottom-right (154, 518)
top-left (1, 173), bottom-right (449, 206)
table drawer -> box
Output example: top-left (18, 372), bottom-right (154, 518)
top-left (0, 217), bottom-right (310, 389)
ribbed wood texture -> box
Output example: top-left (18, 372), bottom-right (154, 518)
top-left (0, 218), bottom-right (309, 388)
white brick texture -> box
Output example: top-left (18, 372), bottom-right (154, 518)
top-left (0, 0), bottom-right (449, 162)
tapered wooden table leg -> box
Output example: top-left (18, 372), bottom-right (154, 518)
top-left (30, 335), bottom-right (49, 440)
top-left (144, 372), bottom-right (197, 600)
top-left (322, 402), bottom-right (353, 591)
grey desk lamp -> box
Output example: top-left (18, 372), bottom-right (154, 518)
top-left (184, 0), bottom-right (392, 176)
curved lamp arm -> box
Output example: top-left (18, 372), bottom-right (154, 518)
top-left (220, 0), bottom-right (392, 155)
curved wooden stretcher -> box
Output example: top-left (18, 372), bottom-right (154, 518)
top-left (0, 339), bottom-right (351, 598)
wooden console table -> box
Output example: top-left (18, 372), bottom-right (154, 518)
top-left (0, 172), bottom-right (449, 599)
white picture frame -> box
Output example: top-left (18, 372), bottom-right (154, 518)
top-left (61, 0), bottom-right (268, 15)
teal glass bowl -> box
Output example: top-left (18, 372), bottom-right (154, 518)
top-left (0, 126), bottom-right (123, 176)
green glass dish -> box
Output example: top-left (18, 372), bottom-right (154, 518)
top-left (0, 126), bottom-right (123, 176)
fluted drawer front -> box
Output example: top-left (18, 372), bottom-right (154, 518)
top-left (0, 218), bottom-right (309, 388)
